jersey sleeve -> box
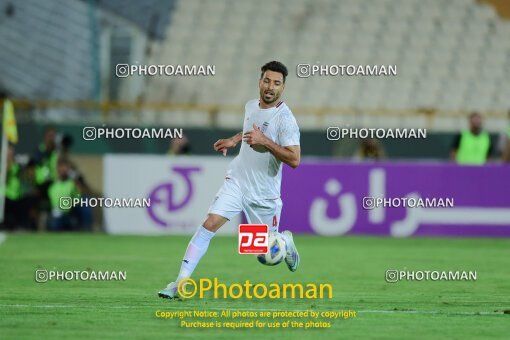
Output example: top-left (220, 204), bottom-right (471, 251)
top-left (278, 111), bottom-right (300, 147)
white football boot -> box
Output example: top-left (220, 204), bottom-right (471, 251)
top-left (282, 230), bottom-right (300, 272)
top-left (158, 281), bottom-right (179, 299)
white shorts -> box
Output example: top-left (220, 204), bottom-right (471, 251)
top-left (208, 179), bottom-right (283, 230)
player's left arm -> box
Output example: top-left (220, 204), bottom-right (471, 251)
top-left (243, 123), bottom-right (301, 168)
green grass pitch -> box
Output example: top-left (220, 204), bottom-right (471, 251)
top-left (0, 233), bottom-right (509, 339)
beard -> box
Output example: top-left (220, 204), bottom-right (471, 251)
top-left (261, 90), bottom-right (279, 104)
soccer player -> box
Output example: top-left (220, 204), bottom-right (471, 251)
top-left (158, 61), bottom-right (301, 299)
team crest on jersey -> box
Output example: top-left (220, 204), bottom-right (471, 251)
top-left (261, 122), bottom-right (269, 133)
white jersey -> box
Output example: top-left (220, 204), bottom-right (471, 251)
top-left (226, 99), bottom-right (300, 201)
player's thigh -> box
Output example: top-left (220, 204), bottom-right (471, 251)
top-left (244, 198), bottom-right (283, 228)
top-left (206, 180), bottom-right (243, 231)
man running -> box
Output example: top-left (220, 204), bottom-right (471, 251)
top-left (159, 61), bottom-right (301, 299)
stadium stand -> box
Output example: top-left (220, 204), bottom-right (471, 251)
top-left (0, 0), bottom-right (95, 100)
top-left (142, 0), bottom-right (510, 130)
top-left (94, 0), bottom-right (176, 40)
top-left (0, 0), bottom-right (509, 130)
top-left (0, 0), bottom-right (174, 110)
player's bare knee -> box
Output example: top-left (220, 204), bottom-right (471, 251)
top-left (202, 214), bottom-right (225, 232)
top-left (202, 219), bottom-right (216, 232)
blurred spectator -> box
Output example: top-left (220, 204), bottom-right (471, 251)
top-left (450, 112), bottom-right (493, 165)
top-left (58, 133), bottom-right (94, 230)
top-left (19, 159), bottom-right (39, 231)
top-left (2, 144), bottom-right (23, 230)
top-left (33, 126), bottom-right (59, 229)
top-left (168, 135), bottom-right (191, 155)
top-left (73, 174), bottom-right (94, 231)
top-left (1, 146), bottom-right (40, 231)
top-left (353, 138), bottom-right (385, 161)
top-left (34, 126), bottom-right (58, 185)
top-left (500, 110), bottom-right (510, 162)
top-left (56, 133), bottom-right (75, 164)
top-left (47, 158), bottom-right (80, 231)
top-left (55, 132), bottom-right (83, 177)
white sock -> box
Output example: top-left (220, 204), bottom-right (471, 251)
top-left (176, 226), bottom-right (215, 282)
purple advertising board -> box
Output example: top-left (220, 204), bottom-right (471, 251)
top-left (280, 162), bottom-right (510, 237)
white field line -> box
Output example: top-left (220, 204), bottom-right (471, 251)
top-left (0, 304), bottom-right (504, 316)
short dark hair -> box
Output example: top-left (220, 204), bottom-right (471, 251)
top-left (469, 112), bottom-right (481, 119)
top-left (57, 157), bottom-right (70, 166)
top-left (260, 61), bottom-right (288, 83)
top-left (44, 125), bottom-right (57, 134)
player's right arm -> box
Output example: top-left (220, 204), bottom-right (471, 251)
top-left (214, 132), bottom-right (242, 156)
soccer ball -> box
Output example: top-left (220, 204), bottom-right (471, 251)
top-left (257, 233), bottom-right (287, 266)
